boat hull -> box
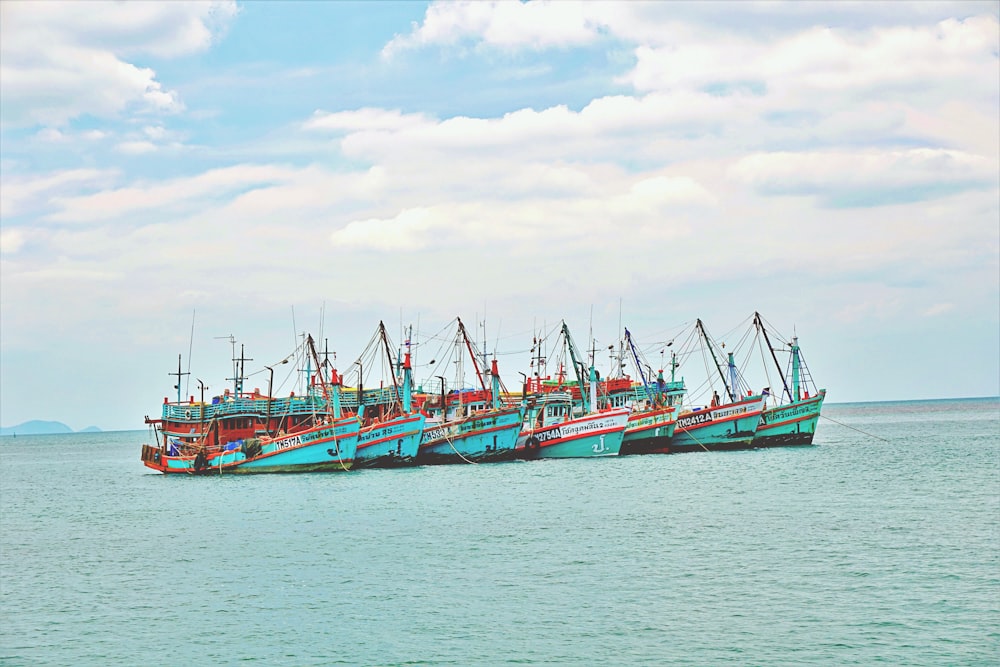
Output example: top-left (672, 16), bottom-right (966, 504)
top-left (753, 391), bottom-right (826, 447)
top-left (670, 396), bottom-right (766, 453)
top-left (619, 407), bottom-right (676, 455)
top-left (141, 417), bottom-right (359, 474)
top-left (417, 407), bottom-right (524, 465)
top-left (517, 409), bottom-right (629, 459)
top-left (353, 413), bottom-right (425, 468)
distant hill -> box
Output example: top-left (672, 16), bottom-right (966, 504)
top-left (0, 421), bottom-right (102, 436)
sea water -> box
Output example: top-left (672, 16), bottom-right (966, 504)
top-left (1, 398), bottom-right (997, 666)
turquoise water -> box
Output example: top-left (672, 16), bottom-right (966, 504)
top-left (1, 398), bottom-right (998, 666)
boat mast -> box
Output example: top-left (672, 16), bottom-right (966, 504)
top-left (305, 335), bottom-right (331, 407)
top-left (378, 321), bottom-right (403, 412)
top-left (227, 343), bottom-right (252, 397)
top-left (791, 334), bottom-right (801, 402)
top-left (696, 319), bottom-right (734, 402)
top-left (728, 352), bottom-right (740, 400)
top-left (754, 312), bottom-right (792, 402)
top-left (402, 343), bottom-right (413, 414)
top-left (625, 328), bottom-right (655, 404)
top-left (561, 322), bottom-right (590, 413)
top-left (169, 354), bottom-right (189, 405)
top-left (457, 317), bottom-right (488, 391)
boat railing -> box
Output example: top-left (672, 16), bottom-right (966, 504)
top-left (162, 395), bottom-right (327, 421)
top-left (339, 386), bottom-right (404, 409)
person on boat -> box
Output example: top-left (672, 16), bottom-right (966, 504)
top-left (711, 391), bottom-right (720, 408)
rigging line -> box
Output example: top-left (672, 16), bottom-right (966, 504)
top-left (820, 414), bottom-right (890, 443)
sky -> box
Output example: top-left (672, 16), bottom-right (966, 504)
top-left (1, 0), bottom-right (998, 431)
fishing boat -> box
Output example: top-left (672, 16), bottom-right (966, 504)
top-left (669, 319), bottom-right (766, 453)
top-left (516, 322), bottom-right (629, 459)
top-left (609, 328), bottom-right (686, 455)
top-left (142, 339), bottom-right (328, 451)
top-left (413, 318), bottom-right (524, 464)
top-left (345, 321), bottom-right (425, 468)
top-left (748, 312), bottom-right (826, 447)
top-left (140, 335), bottom-right (359, 474)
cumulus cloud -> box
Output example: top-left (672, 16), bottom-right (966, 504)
top-left (626, 15), bottom-right (999, 98)
top-left (44, 164), bottom-right (297, 224)
top-left (0, 228), bottom-right (27, 254)
top-left (730, 148), bottom-right (997, 207)
top-left (382, 0), bottom-right (603, 59)
top-left (0, 0), bottom-right (238, 126)
top-left (304, 108), bottom-right (434, 133)
top-left (1, 168), bottom-right (118, 219)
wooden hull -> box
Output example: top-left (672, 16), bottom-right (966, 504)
top-left (417, 407), bottom-right (524, 465)
top-left (353, 413), bottom-right (425, 468)
top-left (619, 407), bottom-right (676, 455)
top-left (516, 408), bottom-right (629, 459)
top-left (753, 391), bottom-right (826, 447)
top-left (141, 417), bottom-right (359, 474)
top-left (670, 396), bottom-right (766, 453)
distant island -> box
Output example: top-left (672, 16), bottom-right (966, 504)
top-left (0, 421), bottom-right (102, 436)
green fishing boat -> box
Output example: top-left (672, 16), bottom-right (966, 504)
top-left (750, 312), bottom-right (826, 447)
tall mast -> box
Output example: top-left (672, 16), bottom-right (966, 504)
top-left (625, 328), bottom-right (655, 404)
top-left (562, 322), bottom-right (590, 413)
top-left (791, 334), bottom-right (801, 402)
top-left (169, 354), bottom-right (189, 405)
top-left (305, 334), bottom-right (330, 407)
top-left (696, 319), bottom-right (733, 402)
top-left (728, 352), bottom-right (740, 400)
top-left (754, 312), bottom-right (791, 402)
top-left (378, 321), bottom-right (402, 410)
top-left (227, 343), bottom-right (252, 397)
top-left (490, 358), bottom-right (501, 409)
top-left (458, 317), bottom-right (488, 391)
top-left (402, 345), bottom-right (413, 414)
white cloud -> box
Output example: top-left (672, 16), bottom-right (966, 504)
top-left (382, 0), bottom-right (602, 59)
top-left (729, 148), bottom-right (997, 206)
top-left (44, 164), bottom-right (298, 224)
top-left (628, 15), bottom-right (999, 104)
top-left (115, 140), bottom-right (159, 155)
top-left (0, 0), bottom-right (237, 127)
top-left (3, 1), bottom-right (999, 430)
top-left (0, 228), bottom-right (27, 254)
top-left (332, 208), bottom-right (436, 251)
top-left (304, 108), bottom-right (433, 133)
top-left (0, 168), bottom-right (118, 219)
top-left (923, 303), bottom-right (955, 317)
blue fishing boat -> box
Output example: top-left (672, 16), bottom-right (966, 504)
top-left (516, 322), bottom-right (629, 459)
top-left (415, 318), bottom-right (524, 464)
top-left (749, 312), bottom-right (827, 447)
top-left (141, 335), bottom-right (359, 474)
top-left (668, 319), bottom-right (766, 453)
top-left (348, 321), bottom-right (425, 468)
top-left (143, 339), bottom-right (329, 456)
top-left (612, 329), bottom-right (686, 455)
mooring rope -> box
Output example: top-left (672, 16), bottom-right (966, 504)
top-left (678, 423), bottom-right (712, 452)
top-left (442, 415), bottom-right (478, 465)
top-left (820, 414), bottom-right (890, 443)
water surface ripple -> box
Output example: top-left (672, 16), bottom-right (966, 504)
top-left (1, 398), bottom-right (998, 665)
